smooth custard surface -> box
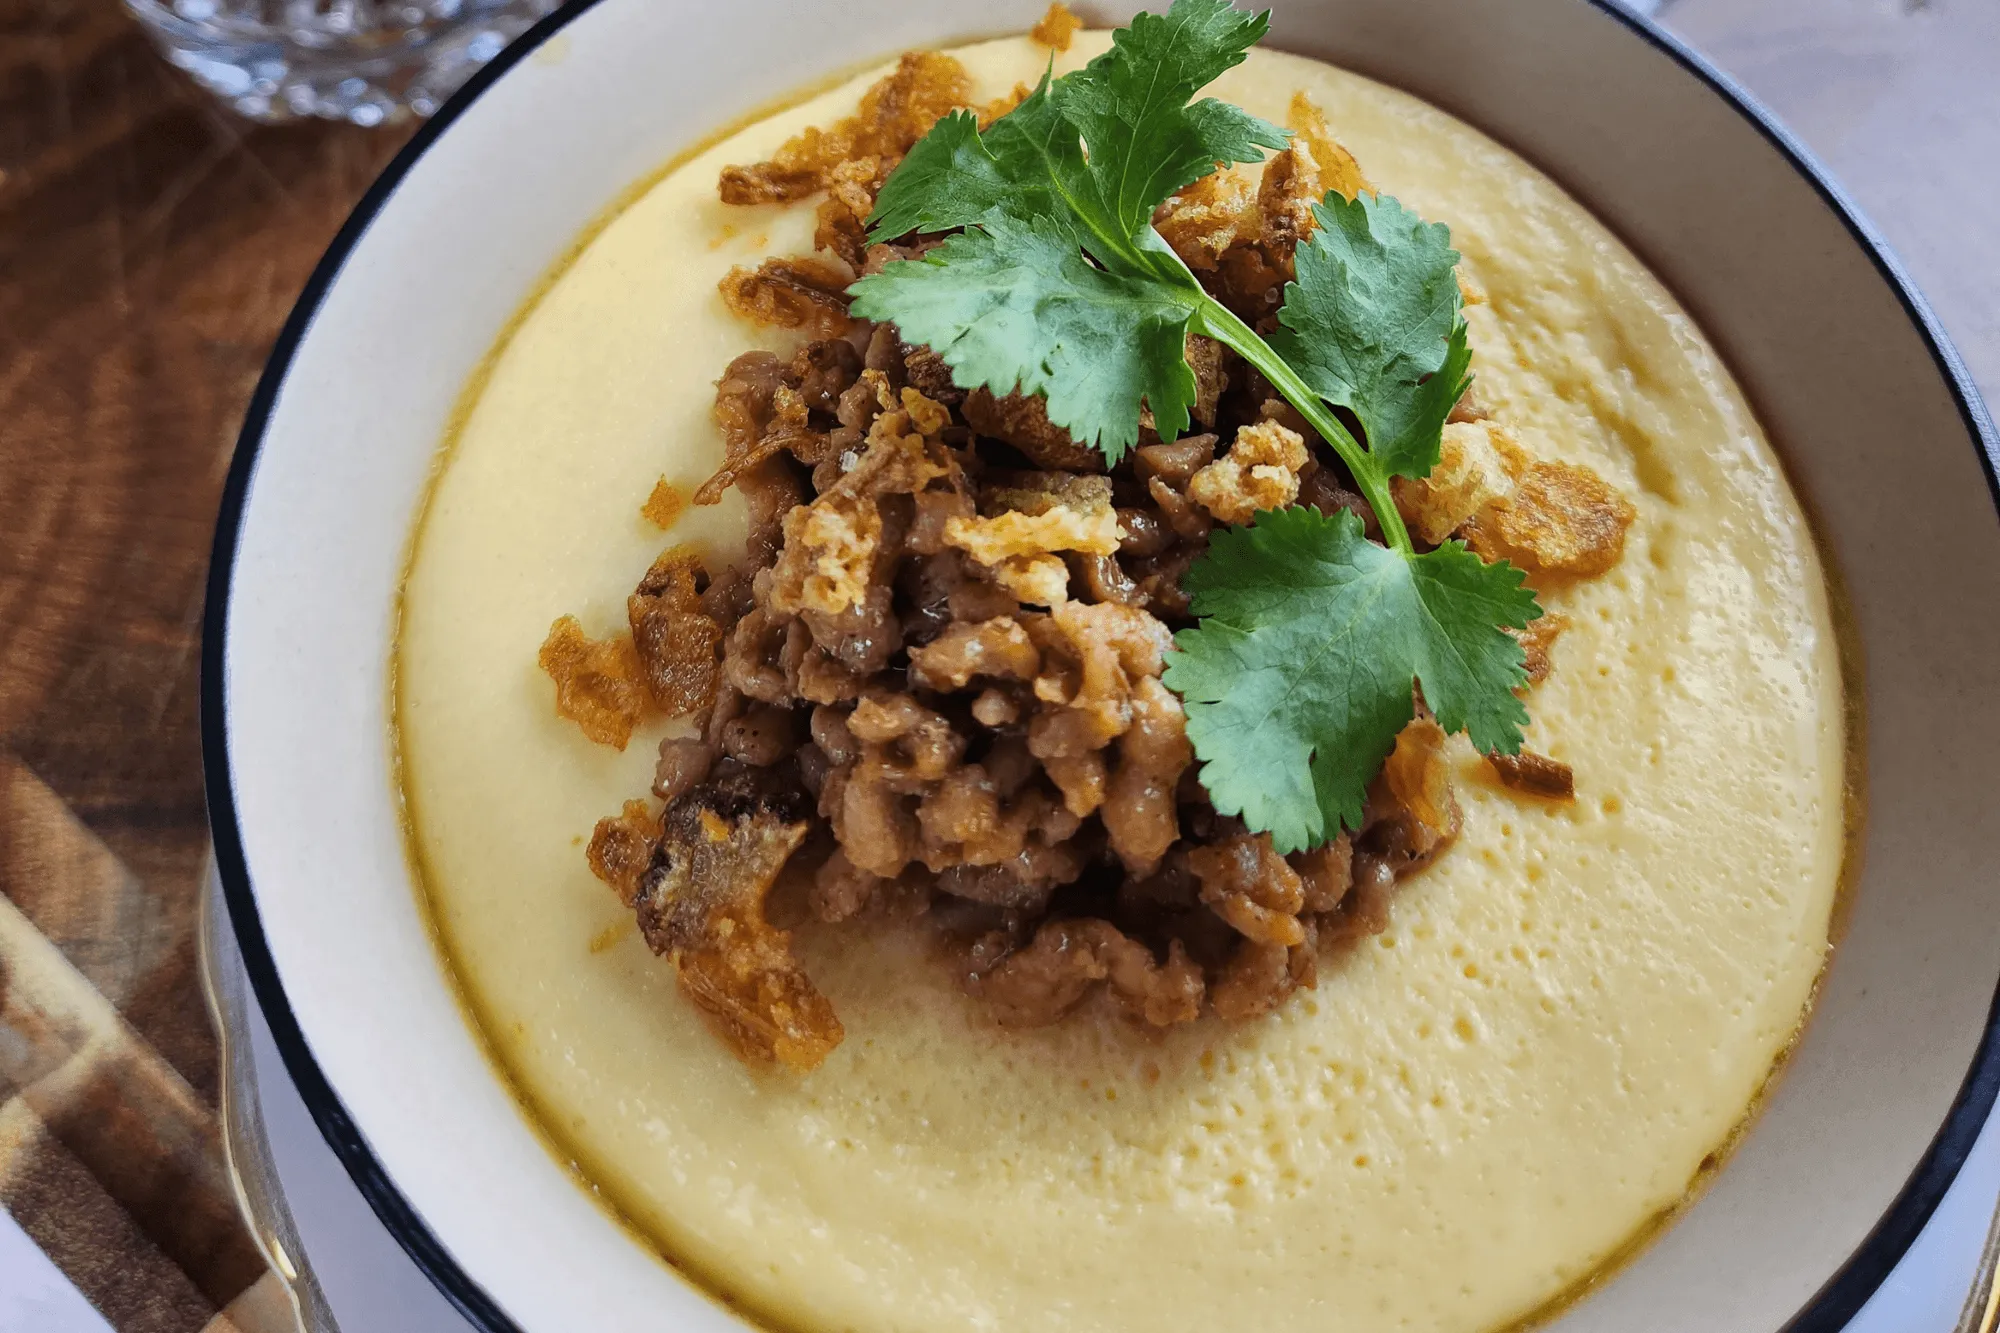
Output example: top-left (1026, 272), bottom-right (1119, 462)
top-left (398, 34), bottom-right (1846, 1333)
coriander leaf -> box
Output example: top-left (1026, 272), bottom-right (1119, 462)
top-left (1268, 191), bottom-right (1470, 481)
top-left (1052, 0), bottom-right (1288, 239)
top-left (849, 215), bottom-right (1202, 464)
top-left (867, 0), bottom-right (1284, 267)
top-left (861, 106), bottom-right (1013, 241)
top-left (856, 0), bottom-right (1284, 458)
top-left (863, 80), bottom-right (1079, 242)
top-left (1164, 506), bottom-right (1539, 852)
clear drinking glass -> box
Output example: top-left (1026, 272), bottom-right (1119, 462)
top-left (123, 0), bottom-right (564, 125)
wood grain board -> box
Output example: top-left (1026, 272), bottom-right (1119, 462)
top-left (1, 2), bottom-right (411, 1326)
top-left (0, 0), bottom-right (1992, 1328)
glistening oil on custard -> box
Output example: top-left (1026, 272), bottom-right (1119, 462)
top-left (395, 10), bottom-right (1850, 1333)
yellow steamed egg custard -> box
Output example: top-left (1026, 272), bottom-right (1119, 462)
top-left (397, 24), bottom-right (1847, 1333)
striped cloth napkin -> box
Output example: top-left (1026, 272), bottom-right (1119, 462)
top-left (1, 759), bottom-right (287, 1333)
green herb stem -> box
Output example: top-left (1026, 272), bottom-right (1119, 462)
top-left (1188, 295), bottom-right (1415, 556)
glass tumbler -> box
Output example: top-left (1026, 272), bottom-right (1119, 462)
top-left (123, 0), bottom-right (565, 125)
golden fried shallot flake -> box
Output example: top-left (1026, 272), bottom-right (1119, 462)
top-left (769, 427), bottom-right (959, 617)
top-left (1393, 419), bottom-right (1513, 545)
top-left (539, 615), bottom-right (653, 749)
top-left (641, 477), bottom-right (688, 529)
top-left (628, 545), bottom-right (722, 716)
top-left (718, 255), bottom-right (856, 338)
top-left (1257, 92), bottom-right (1370, 265)
top-left (788, 494), bottom-right (883, 616)
top-left (1154, 169), bottom-right (1259, 272)
top-left (990, 553), bottom-right (1071, 606)
top-left (635, 776), bottom-right (838, 1071)
top-left (718, 51), bottom-right (971, 204)
top-left (1189, 419), bottom-right (1308, 524)
top-left (588, 799), bottom-right (662, 907)
top-left (946, 505), bottom-right (1122, 565)
top-left (1030, 1), bottom-right (1081, 51)
top-left (1464, 458), bottom-right (1636, 579)
top-left (813, 154), bottom-right (889, 265)
top-left (947, 471), bottom-right (1120, 572)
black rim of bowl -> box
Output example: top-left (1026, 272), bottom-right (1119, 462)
top-left (199, 2), bottom-right (2000, 1329)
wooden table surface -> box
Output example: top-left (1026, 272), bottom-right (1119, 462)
top-left (0, 3), bottom-right (414, 1327)
top-left (0, 1), bottom-right (1993, 1329)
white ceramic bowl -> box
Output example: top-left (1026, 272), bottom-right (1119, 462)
top-left (202, 1), bottom-right (2000, 1329)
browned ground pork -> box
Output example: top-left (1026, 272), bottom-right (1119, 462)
top-left (545, 18), bottom-right (1631, 1070)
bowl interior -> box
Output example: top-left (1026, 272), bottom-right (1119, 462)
top-left (210, 1), bottom-right (2000, 1329)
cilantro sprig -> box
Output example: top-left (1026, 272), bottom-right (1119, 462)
top-left (854, 0), bottom-right (1287, 461)
top-left (848, 0), bottom-right (1543, 851)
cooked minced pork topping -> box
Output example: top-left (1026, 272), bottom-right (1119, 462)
top-left (544, 4), bottom-right (1631, 1070)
